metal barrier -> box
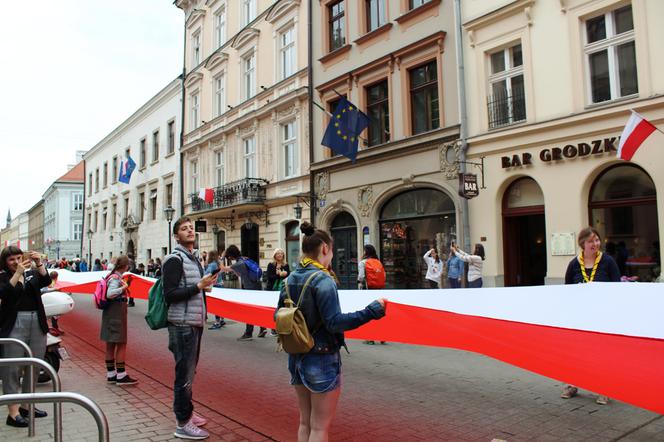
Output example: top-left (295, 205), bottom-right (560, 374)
top-left (0, 392), bottom-right (109, 442)
top-left (0, 357), bottom-right (61, 440)
top-left (0, 338), bottom-right (37, 437)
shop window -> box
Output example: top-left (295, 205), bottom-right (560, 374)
top-left (285, 221), bottom-right (300, 270)
top-left (379, 189), bottom-right (456, 289)
top-left (487, 43), bottom-right (525, 128)
top-left (366, 80), bottom-right (390, 146)
top-left (589, 164), bottom-right (659, 281)
top-left (409, 60), bottom-right (439, 135)
top-left (584, 4), bottom-right (637, 104)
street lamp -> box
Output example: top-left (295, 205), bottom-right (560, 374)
top-left (87, 229), bottom-right (93, 266)
top-left (55, 240), bottom-right (61, 260)
top-left (164, 206), bottom-right (176, 253)
top-left (294, 202), bottom-right (303, 220)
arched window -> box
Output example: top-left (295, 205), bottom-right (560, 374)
top-left (589, 164), bottom-right (659, 281)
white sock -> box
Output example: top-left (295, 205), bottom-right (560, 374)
top-left (107, 370), bottom-right (116, 378)
top-left (116, 372), bottom-right (127, 380)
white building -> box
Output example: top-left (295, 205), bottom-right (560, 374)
top-left (82, 78), bottom-right (181, 265)
top-left (42, 158), bottom-right (85, 260)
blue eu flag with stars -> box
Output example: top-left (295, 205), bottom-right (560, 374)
top-left (321, 97), bottom-right (370, 163)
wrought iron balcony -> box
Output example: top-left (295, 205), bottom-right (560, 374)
top-left (189, 178), bottom-right (269, 213)
top-left (487, 91), bottom-right (526, 129)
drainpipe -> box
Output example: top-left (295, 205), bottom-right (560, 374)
top-left (454, 0), bottom-right (471, 252)
top-left (178, 9), bottom-right (187, 218)
top-left (307, 0), bottom-right (316, 224)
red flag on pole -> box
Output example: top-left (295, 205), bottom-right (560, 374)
top-left (198, 188), bottom-right (214, 204)
top-left (617, 111), bottom-right (658, 161)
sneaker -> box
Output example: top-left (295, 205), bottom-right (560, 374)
top-left (6, 415), bottom-right (29, 428)
top-left (257, 329), bottom-right (267, 338)
top-left (191, 412), bottom-right (208, 427)
top-left (208, 323), bottom-right (222, 330)
top-left (174, 420), bottom-right (209, 440)
top-left (218, 320), bottom-right (226, 327)
top-left (364, 340), bottom-right (375, 345)
top-left (237, 334), bottom-right (253, 341)
top-left (116, 374), bottom-right (138, 386)
top-left (19, 407), bottom-right (48, 418)
top-left (270, 329), bottom-right (278, 337)
top-left (560, 385), bottom-right (578, 399)
top-left (107, 375), bottom-right (117, 383)
top-left (596, 395), bottom-right (609, 405)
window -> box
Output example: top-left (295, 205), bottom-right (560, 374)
top-left (487, 44), bottom-right (525, 128)
top-left (140, 138), bottom-right (146, 168)
top-left (87, 212), bottom-right (92, 232)
top-left (328, 1), bottom-right (346, 51)
top-left (585, 5), bottom-right (637, 104)
top-left (282, 121), bottom-right (297, 178)
top-left (215, 150), bottom-right (225, 186)
top-left (366, 80), bottom-right (390, 146)
top-left (214, 6), bottom-right (226, 48)
top-left (95, 168), bottom-right (100, 192)
top-left (123, 197), bottom-right (129, 218)
top-left (241, 0), bottom-right (256, 26)
top-left (243, 53), bottom-right (256, 100)
top-left (190, 93), bottom-right (200, 129)
top-left (168, 121), bottom-right (175, 154)
top-left (152, 130), bottom-right (159, 163)
top-left (150, 190), bottom-right (158, 220)
top-left (409, 0), bottom-right (431, 9)
top-left (409, 60), bottom-right (439, 134)
top-left (192, 31), bottom-right (201, 66)
top-left (112, 156), bottom-right (118, 183)
top-left (88, 173), bottom-right (93, 196)
top-left (102, 207), bottom-right (107, 231)
top-left (73, 193), bottom-right (83, 211)
top-left (214, 74), bottom-right (225, 117)
top-left (166, 183), bottom-right (173, 208)
top-left (139, 192), bottom-right (145, 222)
top-left (103, 162), bottom-right (108, 188)
top-left (190, 160), bottom-right (199, 191)
top-left (365, 0), bottom-right (387, 32)
top-left (162, 247), bottom-right (168, 257)
top-left (243, 137), bottom-right (256, 177)
top-left (93, 210), bottom-right (98, 232)
top-left (73, 223), bottom-right (82, 241)
top-left (112, 203), bottom-right (117, 228)
top-left (280, 26), bottom-right (295, 79)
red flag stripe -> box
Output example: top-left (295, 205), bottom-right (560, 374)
top-left (619, 119), bottom-right (656, 160)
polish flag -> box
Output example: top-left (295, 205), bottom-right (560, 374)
top-left (617, 111), bottom-right (658, 161)
top-left (198, 187), bottom-right (214, 204)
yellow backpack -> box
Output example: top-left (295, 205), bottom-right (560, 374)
top-left (275, 271), bottom-right (322, 354)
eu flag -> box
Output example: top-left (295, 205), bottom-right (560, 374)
top-left (321, 97), bottom-right (370, 163)
top-left (118, 156), bottom-right (137, 184)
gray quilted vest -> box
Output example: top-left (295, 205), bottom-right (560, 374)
top-left (165, 245), bottom-right (206, 327)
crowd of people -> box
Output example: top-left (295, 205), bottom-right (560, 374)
top-left (0, 222), bottom-right (628, 439)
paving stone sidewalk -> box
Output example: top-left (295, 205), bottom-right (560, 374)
top-left (0, 331), bottom-right (272, 442)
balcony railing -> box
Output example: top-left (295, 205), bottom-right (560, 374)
top-left (487, 91), bottom-right (526, 129)
top-left (190, 178), bottom-right (268, 212)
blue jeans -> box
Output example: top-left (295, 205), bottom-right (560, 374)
top-left (167, 325), bottom-right (202, 424)
top-left (448, 278), bottom-right (461, 289)
top-left (468, 278), bottom-right (483, 288)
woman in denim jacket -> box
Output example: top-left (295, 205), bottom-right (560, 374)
top-left (277, 222), bottom-right (386, 442)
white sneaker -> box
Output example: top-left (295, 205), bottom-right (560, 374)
top-left (174, 420), bottom-right (209, 440)
top-left (191, 412), bottom-right (208, 427)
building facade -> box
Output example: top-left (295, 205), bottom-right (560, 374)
top-left (27, 200), bottom-right (44, 253)
top-left (175, 0), bottom-right (310, 268)
top-left (462, 0), bottom-right (663, 285)
top-left (42, 159), bottom-right (85, 260)
top-left (1, 212), bottom-right (19, 249)
top-left (311, 0), bottom-right (462, 288)
top-left (82, 78), bottom-right (181, 266)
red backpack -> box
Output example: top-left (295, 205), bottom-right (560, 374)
top-left (94, 273), bottom-right (120, 310)
top-left (364, 258), bottom-right (386, 289)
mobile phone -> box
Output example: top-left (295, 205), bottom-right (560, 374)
top-left (211, 268), bottom-right (222, 276)
top-left (22, 252), bottom-right (32, 262)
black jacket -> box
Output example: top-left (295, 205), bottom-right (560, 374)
top-left (266, 262), bottom-right (290, 291)
top-left (565, 254), bottom-right (621, 284)
top-left (0, 269), bottom-right (52, 337)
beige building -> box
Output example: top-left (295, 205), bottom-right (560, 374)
top-left (27, 200), bottom-right (45, 254)
top-left (175, 0), bottom-right (310, 268)
top-left (462, 0), bottom-right (663, 285)
top-left (311, 0), bottom-right (462, 288)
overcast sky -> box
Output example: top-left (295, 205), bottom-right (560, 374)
top-left (0, 1), bottom-right (183, 222)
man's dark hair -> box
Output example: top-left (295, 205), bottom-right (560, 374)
top-left (173, 216), bottom-right (192, 235)
top-left (224, 245), bottom-right (241, 260)
top-left (0, 246), bottom-right (23, 273)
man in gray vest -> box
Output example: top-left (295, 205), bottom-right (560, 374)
top-left (163, 216), bottom-right (218, 440)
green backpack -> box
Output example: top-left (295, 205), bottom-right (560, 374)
top-left (145, 278), bottom-right (168, 330)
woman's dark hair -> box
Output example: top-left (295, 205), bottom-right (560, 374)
top-left (94, 258), bottom-right (101, 265)
top-left (474, 244), bottom-right (486, 260)
top-left (208, 250), bottom-right (219, 262)
top-left (224, 245), bottom-right (241, 260)
top-left (114, 255), bottom-right (130, 272)
top-left (363, 244), bottom-right (378, 260)
top-left (300, 222), bottom-right (332, 256)
top-left (0, 246), bottom-right (23, 272)
top-left (430, 248), bottom-right (440, 263)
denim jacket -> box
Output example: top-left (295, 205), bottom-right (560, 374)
top-left (276, 263), bottom-right (385, 353)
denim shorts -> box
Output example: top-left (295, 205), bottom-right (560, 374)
top-left (288, 351), bottom-right (342, 393)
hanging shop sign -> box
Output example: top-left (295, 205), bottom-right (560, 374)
top-left (458, 173), bottom-right (479, 199)
top-left (501, 137), bottom-right (618, 169)
top-left (195, 220), bottom-right (207, 233)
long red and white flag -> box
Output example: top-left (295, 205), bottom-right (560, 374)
top-left (54, 270), bottom-right (664, 416)
top-left (198, 187), bottom-right (214, 204)
top-left (617, 111), bottom-right (658, 161)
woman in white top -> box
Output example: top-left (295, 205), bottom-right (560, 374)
top-left (423, 248), bottom-right (443, 288)
top-left (453, 243), bottom-right (485, 288)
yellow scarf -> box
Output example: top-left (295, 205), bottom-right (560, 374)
top-left (578, 251), bottom-right (602, 283)
top-left (300, 257), bottom-right (329, 274)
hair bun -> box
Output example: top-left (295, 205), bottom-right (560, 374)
top-left (300, 222), bottom-right (316, 236)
